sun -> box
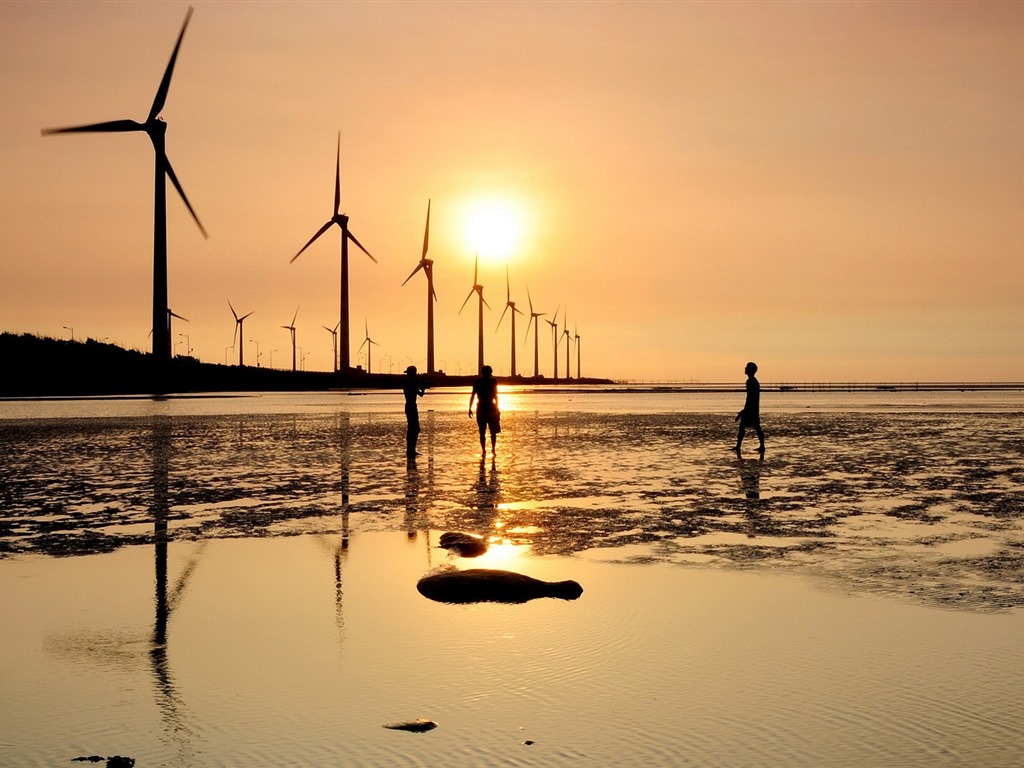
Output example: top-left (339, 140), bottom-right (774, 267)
top-left (462, 198), bottom-right (524, 263)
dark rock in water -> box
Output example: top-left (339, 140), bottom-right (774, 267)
top-left (438, 531), bottom-right (488, 557)
top-left (71, 758), bottom-right (134, 768)
top-left (417, 568), bottom-right (583, 604)
top-left (382, 718), bottom-right (438, 732)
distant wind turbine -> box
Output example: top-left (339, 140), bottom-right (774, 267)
top-left (496, 267), bottom-right (524, 377)
top-left (545, 306), bottom-right (560, 380)
top-left (323, 322), bottom-right (340, 373)
top-left (291, 132), bottom-right (376, 373)
top-left (575, 325), bottom-right (582, 380)
top-left (358, 320), bottom-right (379, 374)
top-left (524, 287), bottom-right (546, 379)
top-left (562, 312), bottom-right (571, 381)
top-left (459, 253), bottom-right (490, 374)
top-left (228, 300), bottom-right (254, 367)
top-left (42, 7), bottom-right (208, 369)
top-left (164, 309), bottom-right (188, 360)
top-left (401, 200), bottom-right (437, 373)
top-left (282, 308), bottom-right (299, 372)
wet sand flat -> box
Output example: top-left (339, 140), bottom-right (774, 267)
top-left (1, 391), bottom-right (1023, 766)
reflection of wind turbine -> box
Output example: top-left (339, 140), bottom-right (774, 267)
top-left (323, 322), bottom-right (340, 372)
top-left (42, 8), bottom-right (208, 369)
top-left (496, 267), bottom-right (524, 377)
top-left (228, 300), bottom-right (254, 367)
top-left (459, 253), bottom-right (489, 374)
top-left (402, 200), bottom-right (437, 374)
top-left (282, 307), bottom-right (298, 372)
top-left (524, 287), bottom-right (546, 379)
top-left (291, 132), bottom-right (376, 373)
top-left (545, 306), bottom-right (560, 380)
top-left (358, 319), bottom-right (379, 373)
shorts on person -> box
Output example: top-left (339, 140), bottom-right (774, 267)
top-left (476, 410), bottom-right (500, 434)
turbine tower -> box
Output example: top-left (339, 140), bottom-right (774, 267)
top-left (545, 307), bottom-right (560, 380)
top-left (459, 253), bottom-right (489, 375)
top-left (228, 300), bottom-right (254, 367)
top-left (42, 7), bottom-right (208, 370)
top-left (291, 132), bottom-right (375, 373)
top-left (358, 320), bottom-right (379, 374)
top-left (323, 322), bottom-right (340, 373)
top-left (282, 307), bottom-right (298, 372)
top-left (497, 267), bottom-right (524, 377)
top-left (524, 287), bottom-right (546, 379)
top-left (401, 200), bottom-right (437, 373)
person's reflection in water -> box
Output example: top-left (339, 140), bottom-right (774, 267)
top-left (736, 453), bottom-right (769, 537)
top-left (404, 459), bottom-right (424, 541)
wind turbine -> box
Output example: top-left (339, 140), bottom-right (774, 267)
top-left (159, 308), bottom-right (188, 359)
top-left (323, 322), bottom-right (340, 372)
top-left (562, 311), bottom-right (571, 381)
top-left (228, 300), bottom-right (254, 367)
top-left (291, 132), bottom-right (376, 373)
top-left (42, 7), bottom-right (208, 369)
top-left (524, 287), bottom-right (546, 379)
top-left (575, 325), bottom-right (581, 380)
top-left (459, 253), bottom-right (489, 375)
top-left (496, 267), bottom-right (524, 377)
top-left (358, 320), bottom-right (379, 374)
top-left (545, 306), bottom-right (560, 380)
top-left (282, 308), bottom-right (298, 372)
top-left (402, 200), bottom-right (437, 373)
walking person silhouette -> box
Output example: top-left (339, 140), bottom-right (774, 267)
top-left (468, 365), bottom-right (500, 457)
top-left (403, 365), bottom-right (426, 459)
top-left (733, 361), bottom-right (765, 454)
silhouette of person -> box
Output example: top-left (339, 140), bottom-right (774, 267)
top-left (468, 365), bottom-right (500, 456)
top-left (733, 361), bottom-right (765, 454)
top-left (403, 365), bottom-right (426, 459)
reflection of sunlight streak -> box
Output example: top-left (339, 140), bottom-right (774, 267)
top-left (496, 389), bottom-right (526, 413)
top-left (472, 540), bottom-right (532, 569)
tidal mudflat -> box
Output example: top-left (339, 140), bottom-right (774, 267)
top-left (1, 389), bottom-right (1023, 766)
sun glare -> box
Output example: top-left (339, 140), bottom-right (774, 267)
top-left (462, 198), bottom-right (523, 263)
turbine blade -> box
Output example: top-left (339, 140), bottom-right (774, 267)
top-left (163, 155), bottom-right (208, 238)
top-left (401, 261), bottom-right (424, 286)
top-left (291, 220), bottom-right (334, 262)
top-left (228, 299), bottom-right (238, 321)
top-left (291, 307), bottom-right (299, 326)
top-left (459, 288), bottom-right (475, 314)
top-left (240, 311), bottom-right (254, 321)
top-left (232, 324), bottom-right (238, 349)
top-left (481, 292), bottom-right (491, 310)
top-left (473, 253), bottom-right (479, 283)
top-left (334, 131), bottom-right (341, 216)
top-left (422, 199), bottom-right (431, 258)
top-left (149, 6), bottom-right (194, 122)
top-left (505, 266), bottom-right (511, 302)
top-left (170, 311), bottom-right (188, 321)
top-left (497, 303), bottom-right (510, 330)
top-left (347, 231), bottom-right (376, 263)
top-left (42, 119), bottom-right (144, 135)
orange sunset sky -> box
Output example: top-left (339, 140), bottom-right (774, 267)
top-left (1, 1), bottom-right (1022, 382)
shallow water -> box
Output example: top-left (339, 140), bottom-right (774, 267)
top-left (1, 390), bottom-right (1023, 766)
